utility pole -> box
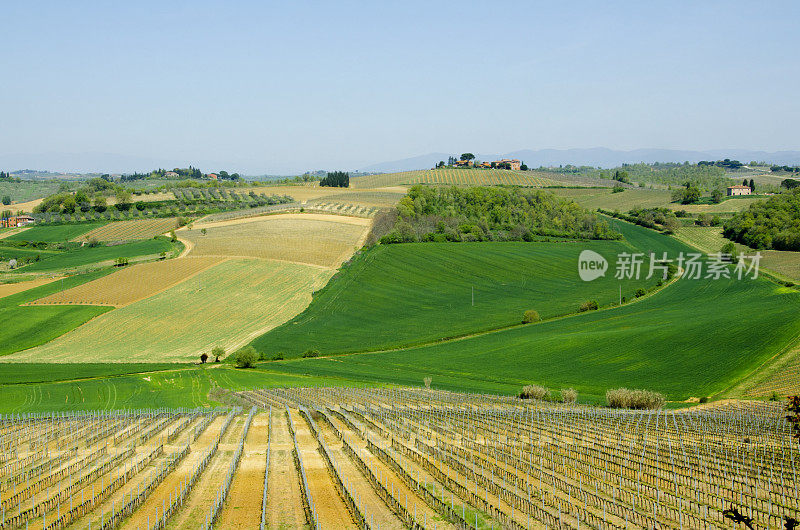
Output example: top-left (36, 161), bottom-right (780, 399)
top-left (619, 284), bottom-right (621, 305)
top-left (472, 286), bottom-right (474, 307)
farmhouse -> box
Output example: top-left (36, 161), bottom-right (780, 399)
top-left (454, 160), bottom-right (473, 167)
top-left (164, 171), bottom-right (179, 178)
top-left (207, 173), bottom-right (219, 180)
top-left (727, 184), bottom-right (752, 196)
top-left (0, 215), bottom-right (35, 228)
top-left (493, 159), bottom-right (522, 171)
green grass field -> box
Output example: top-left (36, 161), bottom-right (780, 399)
top-left (14, 238), bottom-right (175, 272)
top-left (0, 362), bottom-right (179, 384)
top-left (0, 270), bottom-right (114, 356)
top-left (675, 226), bottom-right (800, 282)
top-left (0, 245), bottom-right (60, 262)
top-left (256, 219), bottom-right (800, 401)
top-left (0, 180), bottom-right (78, 203)
top-left (0, 365), bottom-right (370, 412)
top-left (264, 270), bottom-right (800, 401)
top-left (550, 188), bottom-right (674, 211)
top-left (6, 222), bottom-right (107, 242)
top-left (251, 236), bottom-right (669, 357)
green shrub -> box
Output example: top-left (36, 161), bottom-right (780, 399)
top-left (699, 396), bottom-right (709, 403)
top-left (271, 353), bottom-right (284, 361)
top-left (561, 388), bottom-right (578, 404)
top-left (522, 310), bottom-right (540, 323)
top-left (234, 346), bottom-right (258, 368)
top-left (579, 300), bottom-right (599, 312)
top-left (635, 288), bottom-right (646, 298)
top-left (302, 349), bottom-right (320, 358)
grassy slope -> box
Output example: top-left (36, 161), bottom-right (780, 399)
top-left (252, 238), bottom-right (665, 357)
top-left (5, 222), bottom-right (108, 242)
top-left (0, 270), bottom-right (114, 356)
top-left (15, 238), bottom-right (174, 272)
top-left (261, 220), bottom-right (800, 401)
top-left (0, 365), bottom-right (370, 412)
top-left (0, 363), bottom-right (179, 384)
top-left (0, 181), bottom-right (73, 203)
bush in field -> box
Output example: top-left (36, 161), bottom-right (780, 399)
top-left (520, 384), bottom-right (550, 400)
top-left (302, 349), bottom-right (320, 358)
top-left (606, 388), bottom-right (665, 409)
top-left (579, 300), bottom-right (599, 312)
top-left (423, 376), bottom-right (432, 389)
top-left (522, 309), bottom-right (540, 323)
top-left (200, 352), bottom-right (208, 364)
top-left (212, 346), bottom-right (225, 363)
top-left (271, 353), bottom-right (284, 361)
top-left (234, 346), bottom-right (258, 368)
top-left (561, 388), bottom-right (578, 404)
top-left (635, 288), bottom-right (646, 298)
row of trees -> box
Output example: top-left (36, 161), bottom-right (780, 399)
top-left (771, 165), bottom-right (800, 174)
top-left (320, 171), bottom-right (349, 187)
top-left (601, 207), bottom-right (681, 233)
top-left (379, 185), bottom-right (621, 244)
top-left (0, 171), bottom-right (20, 182)
top-left (698, 159), bottom-right (744, 169)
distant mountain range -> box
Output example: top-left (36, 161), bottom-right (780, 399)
top-left (359, 148), bottom-right (800, 173)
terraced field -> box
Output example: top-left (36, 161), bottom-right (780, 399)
top-left (6, 259), bottom-right (334, 362)
top-left (29, 256), bottom-right (223, 307)
top-left (351, 168), bottom-right (561, 188)
top-left (75, 218), bottom-right (179, 242)
top-left (184, 213), bottom-right (371, 268)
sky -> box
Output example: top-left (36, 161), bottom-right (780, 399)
top-left (2, 1), bottom-right (799, 174)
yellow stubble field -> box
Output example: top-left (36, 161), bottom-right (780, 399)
top-left (27, 256), bottom-right (223, 307)
top-left (182, 213), bottom-right (371, 268)
top-left (5, 258), bottom-right (334, 362)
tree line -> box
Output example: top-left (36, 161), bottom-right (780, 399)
top-left (320, 171), bottom-right (349, 187)
top-left (376, 185), bottom-right (621, 244)
top-left (723, 189), bottom-right (800, 250)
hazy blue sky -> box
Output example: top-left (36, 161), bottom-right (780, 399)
top-left (3, 1), bottom-right (799, 173)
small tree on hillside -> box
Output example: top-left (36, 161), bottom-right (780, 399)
top-left (460, 153), bottom-right (475, 161)
top-left (522, 310), bottom-right (540, 323)
top-left (235, 346), bottom-right (258, 368)
top-left (749, 178), bottom-right (756, 192)
top-left (423, 377), bottom-right (432, 389)
top-left (200, 352), bottom-right (208, 364)
top-left (212, 346), bottom-right (225, 363)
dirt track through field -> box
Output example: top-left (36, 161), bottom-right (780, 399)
top-left (265, 410), bottom-right (308, 529)
top-left (215, 413), bottom-right (269, 528)
top-left (118, 415), bottom-right (228, 530)
top-left (290, 410), bottom-right (356, 529)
